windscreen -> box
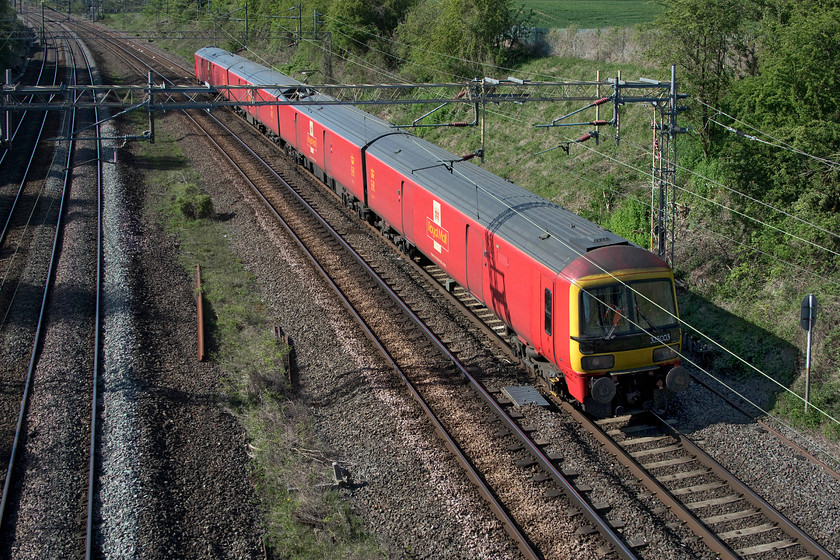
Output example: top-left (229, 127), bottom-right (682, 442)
top-left (579, 279), bottom-right (677, 338)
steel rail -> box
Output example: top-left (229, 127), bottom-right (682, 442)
top-left (563, 401), bottom-right (741, 560)
top-left (405, 233), bottom-right (840, 559)
top-left (689, 371), bottom-right (840, 482)
top-left (561, 399), bottom-right (838, 560)
top-left (95, 25), bottom-right (835, 560)
top-left (0, 36), bottom-right (60, 251)
top-left (187, 107), bottom-right (540, 560)
top-left (84, 31), bottom-right (638, 557)
top-left (66, 24), bottom-right (105, 560)
top-left (652, 411), bottom-right (839, 560)
top-left (201, 93), bottom-right (644, 560)
top-left (0, 28), bottom-right (79, 530)
top-left (183, 105), bottom-right (541, 559)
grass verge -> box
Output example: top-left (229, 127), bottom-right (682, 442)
top-left (136, 120), bottom-right (383, 559)
top-left (522, 0), bottom-right (663, 29)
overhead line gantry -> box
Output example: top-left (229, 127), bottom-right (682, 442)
top-left (1, 67), bottom-right (686, 262)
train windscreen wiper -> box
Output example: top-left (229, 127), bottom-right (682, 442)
top-left (635, 305), bottom-right (659, 333)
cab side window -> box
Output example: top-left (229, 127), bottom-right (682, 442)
top-left (544, 288), bottom-right (552, 335)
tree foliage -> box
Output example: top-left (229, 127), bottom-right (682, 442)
top-left (646, 0), bottom-right (761, 158)
top-left (327, 0), bottom-right (416, 56)
top-left (648, 0), bottom-right (840, 271)
top-left (395, 0), bottom-right (532, 81)
top-left (721, 1), bottom-right (840, 266)
top-left (320, 0), bottom-right (530, 79)
top-left (0, 2), bottom-right (30, 73)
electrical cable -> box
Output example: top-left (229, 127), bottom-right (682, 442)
top-left (624, 139), bottom-right (840, 246)
top-left (564, 139), bottom-right (840, 260)
top-left (319, 13), bottom-right (580, 83)
top-left (480, 107), bottom-right (840, 441)
top-left (696, 99), bottom-right (840, 170)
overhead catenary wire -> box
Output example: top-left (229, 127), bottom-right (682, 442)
top-left (623, 139), bottom-right (840, 247)
top-left (476, 137), bottom-right (840, 440)
top-left (494, 100), bottom-right (840, 285)
top-left (540, 144), bottom-right (840, 287)
top-left (489, 108), bottom-right (840, 288)
top-left (457, 97), bottom-right (838, 290)
top-left (399, 105), bottom-right (840, 436)
top-left (696, 99), bottom-right (840, 171)
top-left (484, 90), bottom-right (840, 261)
top-left (564, 138), bottom-right (840, 261)
top-left (483, 103), bottom-right (840, 288)
top-left (497, 93), bottom-right (840, 281)
top-left (320, 13), bottom-right (581, 83)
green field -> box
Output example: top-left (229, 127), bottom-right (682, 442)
top-left (523, 0), bottom-right (663, 29)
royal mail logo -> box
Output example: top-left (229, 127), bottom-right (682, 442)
top-left (426, 218), bottom-right (450, 252)
top-left (427, 200), bottom-right (449, 253)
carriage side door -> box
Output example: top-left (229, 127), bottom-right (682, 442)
top-left (539, 274), bottom-right (555, 363)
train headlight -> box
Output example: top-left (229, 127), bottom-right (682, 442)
top-left (653, 345), bottom-right (678, 362)
top-left (580, 354), bottom-right (614, 371)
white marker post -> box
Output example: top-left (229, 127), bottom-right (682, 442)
top-left (799, 294), bottom-right (818, 413)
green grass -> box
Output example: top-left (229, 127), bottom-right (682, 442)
top-left (135, 122), bottom-right (383, 559)
top-left (522, 0), bottom-right (663, 29)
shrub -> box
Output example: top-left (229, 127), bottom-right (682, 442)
top-left (175, 184), bottom-right (215, 220)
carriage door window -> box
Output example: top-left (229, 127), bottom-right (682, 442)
top-left (544, 288), bottom-right (552, 335)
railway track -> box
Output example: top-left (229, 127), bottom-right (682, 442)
top-left (75, 33), bottom-right (647, 556)
top-left (0, 13), bottom-right (104, 558)
top-left (0, 28), bottom-right (59, 314)
top-left (589, 409), bottom-right (834, 559)
top-left (191, 107), bottom-right (657, 559)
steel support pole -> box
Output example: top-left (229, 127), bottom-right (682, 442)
top-left (805, 326), bottom-right (812, 413)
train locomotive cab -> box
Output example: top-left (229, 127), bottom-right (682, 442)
top-left (561, 247), bottom-right (690, 417)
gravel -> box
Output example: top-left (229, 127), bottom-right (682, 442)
top-left (669, 373), bottom-right (840, 557)
top-left (173, 117), bottom-right (523, 559)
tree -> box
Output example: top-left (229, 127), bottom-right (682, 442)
top-left (726, 3), bottom-right (840, 216)
top-left (0, 2), bottom-right (29, 72)
top-left (327, 0), bottom-right (416, 55)
top-left (701, 1), bottom-right (840, 272)
top-left (395, 0), bottom-right (531, 81)
top-left (646, 0), bottom-right (761, 160)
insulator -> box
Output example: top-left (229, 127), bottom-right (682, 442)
top-left (591, 120), bottom-right (609, 126)
top-left (578, 133), bottom-right (592, 142)
top-left (455, 90), bottom-right (466, 99)
top-left (593, 96), bottom-right (610, 106)
top-left (450, 122), bottom-right (468, 127)
top-left (461, 152), bottom-right (476, 160)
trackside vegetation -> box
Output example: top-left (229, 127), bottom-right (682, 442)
top-left (138, 123), bottom-right (383, 558)
top-left (0, 1), bottom-right (33, 74)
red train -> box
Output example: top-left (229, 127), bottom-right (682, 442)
top-left (195, 47), bottom-right (690, 417)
